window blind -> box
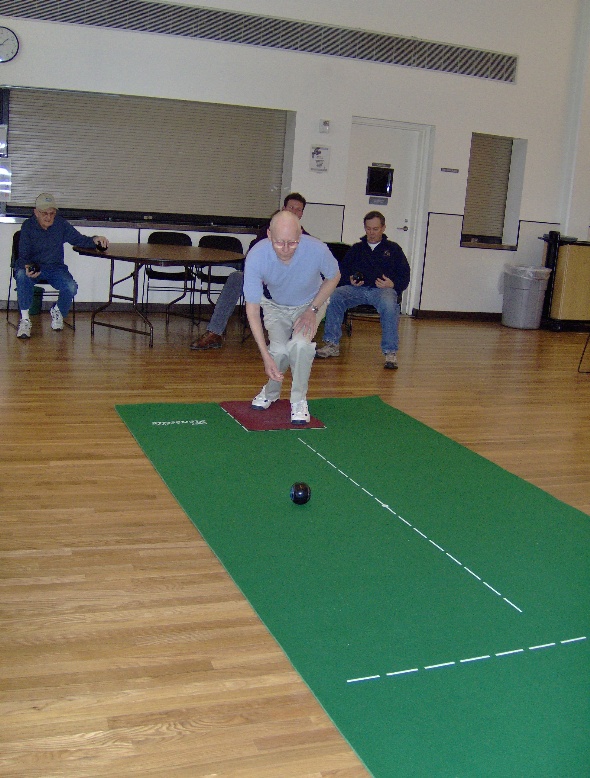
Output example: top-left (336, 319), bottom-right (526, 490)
top-left (7, 88), bottom-right (288, 218)
top-left (462, 133), bottom-right (513, 241)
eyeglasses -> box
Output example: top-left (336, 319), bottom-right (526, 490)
top-left (272, 240), bottom-right (300, 250)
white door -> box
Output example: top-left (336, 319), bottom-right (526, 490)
top-left (343, 117), bottom-right (430, 313)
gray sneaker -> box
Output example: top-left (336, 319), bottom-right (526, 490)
top-left (315, 342), bottom-right (340, 359)
top-left (50, 305), bottom-right (64, 331)
top-left (384, 352), bottom-right (398, 370)
top-left (17, 318), bottom-right (32, 339)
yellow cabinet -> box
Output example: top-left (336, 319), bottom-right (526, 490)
top-left (550, 244), bottom-right (590, 321)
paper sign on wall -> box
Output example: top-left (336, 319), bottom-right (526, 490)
top-left (310, 146), bottom-right (330, 172)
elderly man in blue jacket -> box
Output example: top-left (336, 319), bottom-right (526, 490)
top-left (14, 192), bottom-right (108, 339)
top-left (316, 211), bottom-right (410, 369)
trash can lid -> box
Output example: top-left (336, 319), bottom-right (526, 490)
top-left (504, 264), bottom-right (551, 279)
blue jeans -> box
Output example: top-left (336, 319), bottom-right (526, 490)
top-left (323, 285), bottom-right (401, 353)
top-left (207, 269), bottom-right (243, 335)
top-left (15, 265), bottom-right (78, 317)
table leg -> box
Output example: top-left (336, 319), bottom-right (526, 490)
top-left (91, 259), bottom-right (155, 347)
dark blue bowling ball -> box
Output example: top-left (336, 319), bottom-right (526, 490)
top-left (290, 482), bottom-right (311, 505)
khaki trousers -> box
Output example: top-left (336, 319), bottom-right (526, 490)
top-left (260, 298), bottom-right (328, 403)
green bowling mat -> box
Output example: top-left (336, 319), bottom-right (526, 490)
top-left (116, 396), bottom-right (590, 777)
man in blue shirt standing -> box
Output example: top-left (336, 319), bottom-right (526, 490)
top-left (15, 192), bottom-right (109, 339)
top-left (244, 210), bottom-right (340, 425)
top-left (315, 211), bottom-right (410, 369)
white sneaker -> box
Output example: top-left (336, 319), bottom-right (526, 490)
top-left (291, 400), bottom-right (310, 425)
top-left (251, 387), bottom-right (277, 410)
top-left (17, 318), bottom-right (32, 339)
top-left (384, 352), bottom-right (398, 370)
top-left (50, 305), bottom-right (64, 330)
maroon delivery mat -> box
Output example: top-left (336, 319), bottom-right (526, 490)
top-left (220, 400), bottom-right (325, 431)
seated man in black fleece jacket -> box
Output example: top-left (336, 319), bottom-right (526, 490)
top-left (316, 210), bottom-right (410, 369)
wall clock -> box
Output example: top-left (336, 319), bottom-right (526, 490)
top-left (0, 27), bottom-right (19, 63)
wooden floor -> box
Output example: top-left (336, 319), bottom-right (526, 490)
top-left (1, 310), bottom-right (589, 777)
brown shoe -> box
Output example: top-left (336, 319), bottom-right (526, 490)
top-left (190, 330), bottom-right (223, 350)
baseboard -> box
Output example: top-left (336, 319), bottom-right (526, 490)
top-left (413, 309), bottom-right (502, 322)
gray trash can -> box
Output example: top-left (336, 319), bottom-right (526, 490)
top-left (502, 265), bottom-right (552, 329)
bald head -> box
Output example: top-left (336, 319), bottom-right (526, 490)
top-left (268, 210), bottom-right (302, 263)
top-left (269, 209), bottom-right (301, 235)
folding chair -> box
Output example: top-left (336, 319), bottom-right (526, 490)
top-left (195, 234), bottom-right (246, 332)
top-left (142, 231), bottom-right (194, 325)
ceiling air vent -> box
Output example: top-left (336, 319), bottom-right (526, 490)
top-left (0, 0), bottom-right (517, 83)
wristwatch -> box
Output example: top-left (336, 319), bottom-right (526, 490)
top-left (310, 305), bottom-right (319, 313)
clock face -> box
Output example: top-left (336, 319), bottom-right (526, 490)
top-left (0, 27), bottom-right (19, 63)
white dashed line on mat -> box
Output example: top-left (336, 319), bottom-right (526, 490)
top-left (345, 636), bottom-right (587, 684)
top-left (298, 438), bottom-right (523, 613)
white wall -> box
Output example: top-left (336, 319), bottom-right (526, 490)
top-left (420, 215), bottom-right (557, 313)
top-left (1, 0), bottom-right (588, 311)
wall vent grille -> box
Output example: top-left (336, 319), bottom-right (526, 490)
top-left (0, 0), bottom-right (517, 83)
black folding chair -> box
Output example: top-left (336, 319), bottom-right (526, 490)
top-left (195, 234), bottom-right (246, 333)
top-left (142, 231), bottom-right (195, 325)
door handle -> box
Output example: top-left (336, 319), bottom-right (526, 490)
top-left (397, 225), bottom-right (409, 231)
